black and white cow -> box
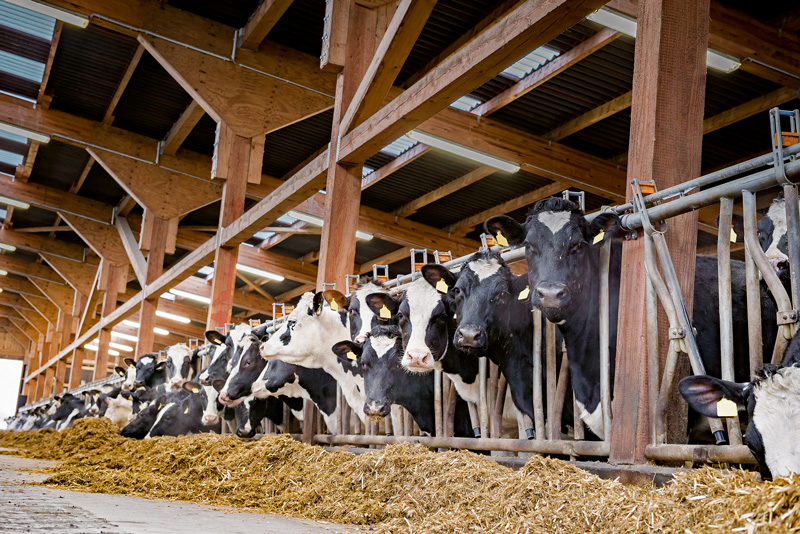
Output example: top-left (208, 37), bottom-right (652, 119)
top-left (680, 362), bottom-right (800, 479)
top-left (333, 325), bottom-right (436, 434)
top-left (346, 278), bottom-right (395, 344)
top-left (197, 329), bottom-right (236, 386)
top-left (161, 344), bottom-right (202, 391)
top-left (51, 393), bottom-right (88, 430)
top-left (259, 292), bottom-right (366, 423)
top-left (218, 332), bottom-right (266, 406)
top-left (145, 390), bottom-right (205, 438)
top-left (115, 364), bottom-right (137, 391)
top-left (233, 396), bottom-right (288, 438)
top-left (124, 353), bottom-right (168, 390)
top-left (757, 195), bottom-right (795, 285)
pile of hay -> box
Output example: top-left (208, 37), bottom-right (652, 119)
top-left (0, 418), bottom-right (124, 459)
top-left (1, 421), bottom-right (799, 533)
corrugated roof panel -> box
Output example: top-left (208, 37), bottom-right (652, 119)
top-left (559, 109), bottom-right (631, 160)
top-left (262, 109), bottom-right (333, 178)
top-left (7, 204), bottom-right (57, 229)
top-left (0, 49), bottom-right (44, 81)
top-left (180, 114), bottom-right (216, 156)
top-left (0, 148), bottom-right (23, 166)
top-left (0, 71), bottom-right (38, 100)
top-left (78, 164), bottom-right (126, 205)
top-left (47, 24), bottom-right (139, 121)
top-left (0, 26), bottom-right (51, 63)
top-left (168, 0), bottom-right (261, 28)
top-left (0, 2), bottom-right (55, 40)
top-left (704, 68), bottom-right (781, 118)
top-left (265, 0), bottom-right (325, 58)
top-left (27, 139), bottom-right (89, 191)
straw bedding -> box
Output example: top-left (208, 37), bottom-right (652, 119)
top-left (1, 419), bottom-right (799, 533)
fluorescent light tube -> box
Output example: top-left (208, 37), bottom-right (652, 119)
top-left (356, 230), bottom-right (373, 241)
top-left (169, 288), bottom-right (211, 304)
top-left (109, 341), bottom-right (134, 352)
top-left (236, 263), bottom-right (285, 282)
top-left (0, 121), bottom-right (50, 144)
top-left (587, 8), bottom-right (636, 38)
top-left (121, 320), bottom-right (170, 336)
top-left (706, 49), bottom-right (741, 73)
top-left (406, 131), bottom-right (520, 173)
top-left (0, 243), bottom-right (16, 252)
top-left (287, 210), bottom-right (374, 240)
top-left (0, 196), bottom-right (30, 209)
top-left (109, 349), bottom-right (120, 356)
top-left (3, 0), bottom-right (89, 28)
top-left (111, 331), bottom-right (139, 343)
top-left (122, 320), bottom-right (139, 328)
top-left (0, 269), bottom-right (6, 276)
top-left (156, 310), bottom-right (192, 324)
top-left (154, 327), bottom-right (170, 336)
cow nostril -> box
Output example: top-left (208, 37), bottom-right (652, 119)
top-left (777, 259), bottom-right (789, 271)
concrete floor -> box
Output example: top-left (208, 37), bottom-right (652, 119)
top-left (0, 454), bottom-right (355, 534)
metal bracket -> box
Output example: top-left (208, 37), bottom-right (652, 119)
top-left (777, 309), bottom-right (798, 325)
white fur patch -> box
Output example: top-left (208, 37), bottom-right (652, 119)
top-left (537, 211), bottom-right (571, 235)
top-left (353, 281), bottom-right (388, 342)
top-left (370, 335), bottom-right (396, 359)
top-left (765, 198), bottom-right (790, 262)
top-left (403, 278), bottom-right (443, 364)
top-left (467, 258), bottom-right (502, 281)
top-left (575, 400), bottom-right (604, 439)
top-left (752, 367), bottom-right (800, 477)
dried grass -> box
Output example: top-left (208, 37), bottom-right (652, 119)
top-left (1, 420), bottom-right (799, 533)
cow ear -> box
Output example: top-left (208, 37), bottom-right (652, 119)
top-left (183, 381), bottom-right (202, 394)
top-left (155, 361), bottom-right (168, 371)
top-left (365, 293), bottom-right (398, 319)
top-left (120, 390), bottom-right (134, 401)
top-left (322, 290), bottom-right (350, 312)
top-left (485, 215), bottom-right (526, 247)
top-left (155, 395), bottom-right (167, 411)
top-left (588, 212), bottom-right (622, 245)
top-left (124, 357), bottom-right (136, 367)
top-left (678, 375), bottom-right (748, 419)
top-left (421, 264), bottom-right (456, 294)
top-left (205, 330), bottom-right (226, 345)
top-left (114, 366), bottom-right (127, 377)
top-left (715, 214), bottom-right (744, 243)
top-left (312, 292), bottom-right (325, 315)
top-left (332, 341), bottom-right (362, 364)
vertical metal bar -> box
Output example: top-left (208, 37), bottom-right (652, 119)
top-left (434, 369), bottom-right (443, 437)
top-left (487, 362), bottom-right (498, 431)
top-left (532, 309), bottom-right (545, 440)
top-left (645, 264), bottom-right (659, 444)
top-left (551, 353), bottom-right (570, 441)
top-left (545, 320), bottom-right (557, 440)
top-left (573, 396), bottom-right (585, 440)
top-left (491, 374), bottom-right (507, 438)
top-left (404, 408), bottom-right (414, 437)
top-left (598, 237), bottom-right (613, 441)
top-left (717, 197), bottom-right (743, 446)
top-left (283, 402), bottom-right (291, 433)
top-left (655, 346), bottom-right (680, 445)
top-left (478, 356), bottom-right (489, 439)
top-left (783, 185), bottom-right (800, 311)
top-left (337, 386), bottom-right (345, 435)
top-left (744, 232), bottom-right (763, 378)
top-left (467, 402), bottom-right (480, 437)
top-left (443, 378), bottom-right (456, 437)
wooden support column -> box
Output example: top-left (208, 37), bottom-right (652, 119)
top-left (207, 124), bottom-right (265, 330)
top-left (69, 348), bottom-right (84, 389)
top-left (137, 215), bottom-right (170, 355)
top-left (95, 263), bottom-right (125, 380)
top-left (609, 0), bottom-right (709, 464)
top-left (317, 2), bottom-right (393, 290)
top-left (43, 365), bottom-right (55, 398)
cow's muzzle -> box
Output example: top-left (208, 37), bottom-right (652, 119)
top-left (455, 325), bottom-right (486, 349)
top-left (535, 282), bottom-right (567, 309)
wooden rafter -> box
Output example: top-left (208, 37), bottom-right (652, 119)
top-left (102, 44), bottom-right (144, 125)
top-left (358, 246), bottom-right (412, 274)
top-left (394, 165), bottom-right (495, 218)
top-left (160, 101), bottom-right (205, 156)
top-left (471, 28), bottom-right (621, 117)
top-left (37, 21), bottom-right (62, 108)
top-left (15, 140), bottom-right (39, 182)
top-left (546, 91), bottom-right (633, 142)
top-left (361, 143), bottom-right (431, 189)
top-left (239, 0), bottom-right (295, 50)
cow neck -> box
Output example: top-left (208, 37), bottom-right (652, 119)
top-left (297, 368), bottom-right (338, 418)
top-left (438, 342), bottom-right (480, 405)
top-left (397, 378), bottom-right (436, 435)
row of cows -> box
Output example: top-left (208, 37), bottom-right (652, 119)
top-left (7, 195), bottom-right (800, 479)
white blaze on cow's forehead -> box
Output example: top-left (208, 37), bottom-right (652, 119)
top-left (765, 197), bottom-right (791, 261)
top-left (752, 366), bottom-right (800, 477)
top-left (229, 323), bottom-right (253, 346)
top-left (537, 211), bottom-right (572, 235)
top-left (148, 402), bottom-right (176, 435)
top-left (405, 278), bottom-right (443, 355)
top-left (466, 258), bottom-right (502, 281)
top-left (370, 335), bottom-right (397, 359)
top-left (140, 355), bottom-right (155, 364)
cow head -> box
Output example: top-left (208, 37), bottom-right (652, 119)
top-left (758, 196), bottom-right (796, 284)
top-left (679, 363), bottom-right (800, 479)
top-left (116, 364), bottom-right (137, 391)
top-left (486, 198), bottom-right (620, 324)
top-left (219, 332), bottom-right (268, 406)
top-left (145, 391), bottom-right (202, 438)
top-left (197, 330), bottom-right (233, 386)
top-left (259, 292), bottom-right (350, 366)
top-left (127, 354), bottom-right (167, 389)
top-left (333, 325), bottom-right (404, 418)
top-left (397, 265), bottom-right (456, 372)
top-left (164, 344), bottom-right (195, 390)
top-left (348, 278), bottom-right (391, 344)
top-left (251, 360), bottom-right (301, 399)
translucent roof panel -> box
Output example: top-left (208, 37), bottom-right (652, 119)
top-left (500, 46), bottom-right (560, 80)
top-left (0, 50), bottom-right (46, 82)
top-left (380, 135), bottom-right (417, 156)
top-left (362, 165), bottom-right (375, 177)
top-left (0, 149), bottom-right (24, 167)
top-left (451, 95), bottom-right (482, 112)
top-left (0, 2), bottom-right (55, 40)
top-left (0, 129), bottom-right (27, 144)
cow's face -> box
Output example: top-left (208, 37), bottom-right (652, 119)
top-left (129, 354), bottom-right (166, 388)
top-left (397, 266), bottom-right (456, 372)
top-left (117, 364), bottom-right (137, 391)
top-left (333, 326), bottom-right (403, 418)
top-left (486, 198), bottom-right (619, 324)
top-left (259, 292), bottom-right (349, 366)
top-left (680, 364), bottom-right (800, 480)
top-left (758, 197), bottom-right (795, 283)
top-left (234, 397), bottom-right (264, 438)
top-left (452, 252), bottom-right (513, 352)
top-left (349, 280), bottom-right (389, 343)
top-left (219, 333), bottom-right (267, 406)
top-left (197, 331), bottom-right (232, 386)
top-left (145, 394), bottom-right (201, 438)
top-left (165, 345), bottom-right (194, 390)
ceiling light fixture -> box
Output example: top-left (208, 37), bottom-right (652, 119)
top-left (286, 210), bottom-right (374, 241)
top-left (3, 0), bottom-right (89, 28)
top-left (0, 196), bottom-right (30, 209)
top-left (156, 310), bottom-right (192, 324)
top-left (406, 130), bottom-right (520, 173)
top-left (0, 120), bottom-right (50, 144)
top-left (236, 264), bottom-right (285, 282)
top-left (169, 288), bottom-right (211, 304)
top-left (0, 243), bottom-right (16, 252)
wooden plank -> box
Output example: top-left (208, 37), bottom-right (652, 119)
top-left (114, 216), bottom-right (147, 285)
top-left (39, 253), bottom-right (97, 297)
top-left (276, 284), bottom-right (314, 302)
top-left (160, 100), bottom-right (205, 156)
top-left (340, 0), bottom-right (437, 133)
top-left (137, 216), bottom-right (169, 355)
top-left (37, 22), bottom-right (61, 107)
top-left (546, 91), bottom-right (633, 142)
top-left (446, 182), bottom-right (566, 235)
top-left (610, 0), bottom-right (708, 464)
top-left (320, 0), bottom-right (350, 71)
top-left (357, 247), bottom-right (411, 274)
top-left (394, 165), bottom-right (495, 218)
top-left (59, 213), bottom-right (130, 267)
top-left (140, 35), bottom-right (333, 138)
top-left (95, 264), bottom-right (124, 380)
top-left (338, 0), bottom-right (607, 164)
top-left (239, 0), bottom-right (294, 50)
top-left (0, 174), bottom-right (112, 223)
top-left (472, 28), bottom-right (621, 117)
top-left (102, 44), bottom-right (144, 125)
top-left (15, 140), bottom-right (39, 182)
top-left (27, 279), bottom-right (74, 315)
top-left (0, 256), bottom-right (66, 285)
top-left (0, 227), bottom-right (89, 263)
top-left (361, 144), bottom-right (431, 190)
top-left (703, 86), bottom-right (798, 135)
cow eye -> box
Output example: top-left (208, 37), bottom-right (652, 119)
top-left (569, 242), bottom-right (583, 255)
top-left (524, 242), bottom-right (539, 255)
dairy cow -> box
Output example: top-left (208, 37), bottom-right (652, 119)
top-left (346, 278), bottom-right (395, 344)
top-left (124, 354), bottom-right (168, 390)
top-left (145, 390), bottom-right (205, 438)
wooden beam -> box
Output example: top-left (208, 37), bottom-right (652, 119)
top-left (160, 100), bottom-right (205, 156)
top-left (340, 0), bottom-right (437, 133)
top-left (0, 227), bottom-right (89, 263)
top-left (239, 0), bottom-right (294, 50)
top-left (0, 255), bottom-right (66, 285)
top-left (472, 28), bottom-right (621, 117)
top-left (394, 165), bottom-right (495, 218)
top-left (358, 246), bottom-right (411, 274)
top-left (338, 0), bottom-right (607, 164)
top-left (114, 216), bottom-right (147, 285)
top-left (446, 182), bottom-right (566, 235)
top-left (0, 173), bottom-right (112, 223)
top-left (546, 91), bottom-right (633, 142)
top-left (361, 143), bottom-right (431, 190)
top-left (0, 292), bottom-right (34, 310)
top-left (38, 253), bottom-right (96, 297)
top-left (37, 22), bottom-right (61, 107)
top-left (15, 140), bottom-right (39, 182)
top-left (11, 307), bottom-right (48, 336)
top-left (139, 35), bottom-right (333, 139)
top-left (95, 264), bottom-right (124, 379)
top-left (59, 213), bottom-right (130, 267)
top-left (27, 279), bottom-right (74, 315)
top-left (703, 86), bottom-right (799, 135)
top-left (136, 216), bottom-right (169, 355)
top-left (320, 0), bottom-right (350, 71)
top-left (276, 284), bottom-right (314, 302)
top-left (175, 276), bottom-right (274, 316)
top-left (102, 44), bottom-right (144, 125)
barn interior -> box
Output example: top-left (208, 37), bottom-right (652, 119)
top-left (0, 0), bottom-right (799, 464)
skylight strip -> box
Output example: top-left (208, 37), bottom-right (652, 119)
top-left (0, 2), bottom-right (55, 40)
top-left (379, 134), bottom-right (417, 156)
top-left (0, 149), bottom-right (24, 167)
top-left (0, 129), bottom-right (27, 144)
top-left (500, 45), bottom-right (561, 80)
top-left (0, 50), bottom-right (45, 82)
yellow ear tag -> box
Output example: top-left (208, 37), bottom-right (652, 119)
top-left (435, 279), bottom-right (449, 294)
top-left (192, 388), bottom-right (200, 394)
top-left (329, 299), bottom-right (339, 312)
top-left (346, 351), bottom-right (358, 361)
top-left (157, 403), bottom-right (162, 410)
top-left (213, 339), bottom-right (223, 345)
top-left (593, 230), bottom-right (605, 245)
top-left (379, 304), bottom-right (391, 320)
top-left (453, 313), bottom-right (457, 319)
top-left (716, 398), bottom-right (738, 418)
top-left (183, 406), bottom-right (189, 414)
top-left (730, 227), bottom-right (737, 243)
top-left (495, 231), bottom-right (509, 248)
top-left (518, 286), bottom-right (530, 300)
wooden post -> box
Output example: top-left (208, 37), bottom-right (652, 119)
top-left (43, 365), bottom-right (55, 398)
top-left (69, 348), bottom-right (85, 389)
top-left (317, 3), bottom-right (394, 290)
top-left (137, 214), bottom-right (170, 355)
top-left (95, 263), bottom-right (124, 380)
top-left (610, 0), bottom-right (709, 464)
top-left (206, 124), bottom-right (265, 330)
